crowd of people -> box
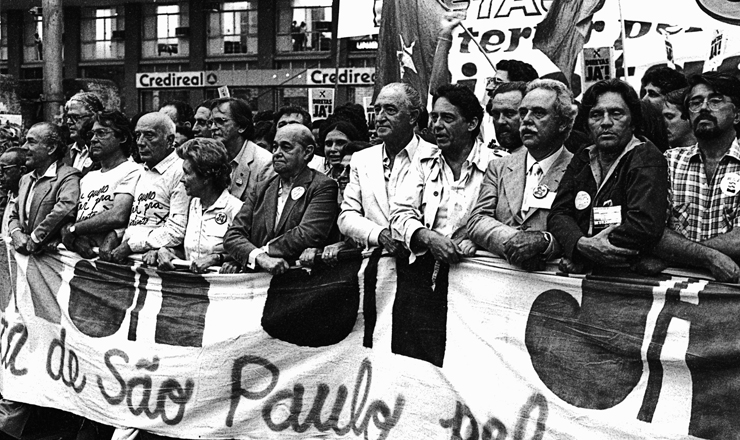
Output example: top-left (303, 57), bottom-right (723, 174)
top-left (1, 58), bottom-right (740, 284)
top-left (0, 25), bottom-right (738, 440)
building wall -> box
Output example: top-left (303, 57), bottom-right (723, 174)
top-left (0, 0), bottom-right (378, 118)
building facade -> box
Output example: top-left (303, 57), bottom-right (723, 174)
top-left (0, 0), bottom-right (378, 117)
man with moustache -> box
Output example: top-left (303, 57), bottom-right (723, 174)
top-left (468, 79), bottom-right (576, 270)
top-left (209, 97), bottom-right (273, 201)
top-left (643, 73), bottom-right (740, 282)
top-left (548, 79), bottom-right (668, 273)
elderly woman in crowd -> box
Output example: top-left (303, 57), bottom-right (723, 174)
top-left (157, 138), bottom-right (243, 273)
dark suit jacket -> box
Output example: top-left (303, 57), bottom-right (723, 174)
top-left (224, 166), bottom-right (340, 266)
top-left (8, 161), bottom-right (81, 244)
top-left (548, 137), bottom-right (668, 263)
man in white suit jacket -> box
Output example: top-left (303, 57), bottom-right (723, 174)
top-left (468, 79), bottom-right (577, 270)
top-left (332, 83), bottom-right (434, 260)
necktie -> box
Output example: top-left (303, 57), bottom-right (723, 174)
top-left (522, 162), bottom-right (543, 214)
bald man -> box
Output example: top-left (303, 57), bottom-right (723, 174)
top-left (104, 112), bottom-right (189, 264)
top-left (223, 124), bottom-right (339, 274)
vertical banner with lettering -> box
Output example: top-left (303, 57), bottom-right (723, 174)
top-left (308, 88), bottom-right (335, 119)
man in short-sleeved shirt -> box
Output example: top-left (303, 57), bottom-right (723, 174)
top-left (647, 73), bottom-right (740, 282)
top-left (62, 111), bottom-right (142, 258)
top-left (105, 113), bottom-right (189, 264)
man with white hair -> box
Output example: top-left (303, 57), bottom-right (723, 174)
top-left (103, 112), bottom-right (189, 264)
top-left (468, 79), bottom-right (576, 270)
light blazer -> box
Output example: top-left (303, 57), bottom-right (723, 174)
top-left (229, 140), bottom-right (275, 201)
top-left (224, 166), bottom-right (339, 266)
top-left (9, 161), bottom-right (81, 245)
top-left (467, 147), bottom-right (572, 257)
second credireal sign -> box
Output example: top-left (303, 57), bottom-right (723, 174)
top-left (136, 71), bottom-right (206, 89)
top-left (306, 68), bottom-right (376, 86)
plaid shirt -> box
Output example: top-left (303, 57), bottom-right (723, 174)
top-left (666, 139), bottom-right (740, 242)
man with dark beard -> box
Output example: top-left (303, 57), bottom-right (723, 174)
top-left (641, 73), bottom-right (740, 282)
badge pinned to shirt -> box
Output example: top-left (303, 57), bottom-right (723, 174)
top-left (575, 191), bottom-right (591, 210)
top-left (82, 157), bottom-right (93, 169)
top-left (215, 213), bottom-right (227, 225)
top-left (720, 172), bottom-right (740, 196)
top-left (235, 177), bottom-right (244, 186)
top-left (291, 187), bottom-right (306, 200)
top-left (529, 185), bottom-right (556, 210)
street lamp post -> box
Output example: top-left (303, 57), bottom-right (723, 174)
top-left (42, 0), bottom-right (64, 122)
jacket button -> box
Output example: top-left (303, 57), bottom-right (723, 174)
top-left (425, 223), bottom-right (430, 228)
top-left (433, 191), bottom-right (439, 196)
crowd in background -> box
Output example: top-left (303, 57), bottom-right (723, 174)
top-left (1, 28), bottom-right (740, 437)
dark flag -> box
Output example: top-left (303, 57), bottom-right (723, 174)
top-left (374, 0), bottom-right (447, 105)
top-left (533, 0), bottom-right (606, 80)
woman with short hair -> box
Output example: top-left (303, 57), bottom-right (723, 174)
top-left (157, 138), bottom-right (243, 273)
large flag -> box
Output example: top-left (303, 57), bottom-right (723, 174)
top-left (374, 0), bottom-right (446, 105)
top-left (533, 0), bottom-right (606, 80)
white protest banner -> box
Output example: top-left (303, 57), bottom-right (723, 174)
top-left (308, 88), bottom-right (334, 119)
top-left (1, 242), bottom-right (738, 439)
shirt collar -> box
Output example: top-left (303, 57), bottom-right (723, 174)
top-left (147, 150), bottom-right (179, 174)
top-left (383, 134), bottom-right (422, 161)
top-left (418, 139), bottom-right (487, 172)
top-left (687, 138), bottom-right (740, 162)
top-left (34, 161), bottom-right (58, 180)
top-left (69, 141), bottom-right (87, 154)
top-left (525, 146), bottom-right (564, 176)
top-left (231, 139), bottom-right (251, 166)
top-left (208, 188), bottom-right (233, 212)
top-left (587, 135), bottom-right (641, 162)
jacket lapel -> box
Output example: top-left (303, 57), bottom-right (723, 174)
top-left (233, 142), bottom-right (255, 200)
top-left (370, 146), bottom-right (389, 218)
top-left (29, 172), bottom-right (56, 229)
top-left (504, 153), bottom-right (526, 220)
top-left (16, 175), bottom-right (32, 230)
top-left (275, 167), bottom-right (312, 234)
top-left (520, 148), bottom-right (571, 223)
top-left (262, 176), bottom-right (279, 237)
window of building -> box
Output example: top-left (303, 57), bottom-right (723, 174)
top-left (23, 12), bottom-right (44, 62)
top-left (207, 2), bottom-right (258, 56)
top-left (0, 14), bottom-right (8, 62)
top-left (81, 7), bottom-right (125, 60)
top-left (142, 3), bottom-right (190, 58)
top-left (277, 0), bottom-right (332, 53)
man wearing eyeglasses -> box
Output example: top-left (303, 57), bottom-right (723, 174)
top-left (0, 148), bottom-right (27, 239)
top-left (60, 111), bottom-right (142, 259)
top-left (102, 112), bottom-right (189, 265)
top-left (63, 91), bottom-right (104, 175)
top-left (209, 97), bottom-right (273, 202)
top-left (639, 73), bottom-right (740, 282)
top-left (8, 123), bottom-right (81, 255)
top-left (548, 79), bottom-right (668, 274)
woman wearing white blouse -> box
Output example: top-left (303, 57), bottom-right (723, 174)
top-left (157, 138), bottom-right (243, 273)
